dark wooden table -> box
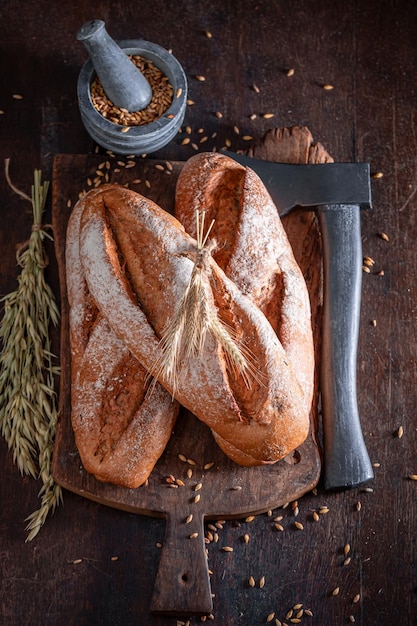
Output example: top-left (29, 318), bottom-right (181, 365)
top-left (1, 2), bottom-right (417, 624)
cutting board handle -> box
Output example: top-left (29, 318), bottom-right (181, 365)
top-left (150, 508), bottom-right (213, 616)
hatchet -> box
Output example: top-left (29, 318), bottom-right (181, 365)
top-left (225, 151), bottom-right (374, 490)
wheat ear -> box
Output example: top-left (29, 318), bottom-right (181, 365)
top-left (151, 210), bottom-right (257, 395)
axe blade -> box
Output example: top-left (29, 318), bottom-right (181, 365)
top-left (223, 151), bottom-right (372, 214)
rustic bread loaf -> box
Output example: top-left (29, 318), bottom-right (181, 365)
top-left (66, 193), bottom-right (178, 488)
top-left (75, 183), bottom-right (309, 467)
top-left (175, 152), bottom-right (314, 463)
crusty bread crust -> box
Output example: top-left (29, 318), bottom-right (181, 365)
top-left (66, 195), bottom-right (178, 488)
top-left (74, 184), bottom-right (309, 466)
top-left (175, 153), bottom-right (315, 462)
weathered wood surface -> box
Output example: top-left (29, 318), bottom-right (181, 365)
top-left (1, 2), bottom-right (417, 624)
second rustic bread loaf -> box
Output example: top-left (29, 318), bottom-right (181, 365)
top-left (175, 152), bottom-right (314, 463)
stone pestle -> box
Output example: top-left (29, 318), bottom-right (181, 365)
top-left (77, 19), bottom-right (153, 112)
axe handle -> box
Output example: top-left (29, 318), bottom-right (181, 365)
top-left (318, 204), bottom-right (374, 489)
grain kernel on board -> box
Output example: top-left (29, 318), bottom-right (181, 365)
top-left (363, 256), bottom-right (375, 268)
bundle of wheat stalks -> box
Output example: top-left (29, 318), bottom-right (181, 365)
top-left (0, 161), bottom-right (62, 541)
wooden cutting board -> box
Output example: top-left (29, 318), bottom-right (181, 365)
top-left (51, 131), bottom-right (323, 616)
